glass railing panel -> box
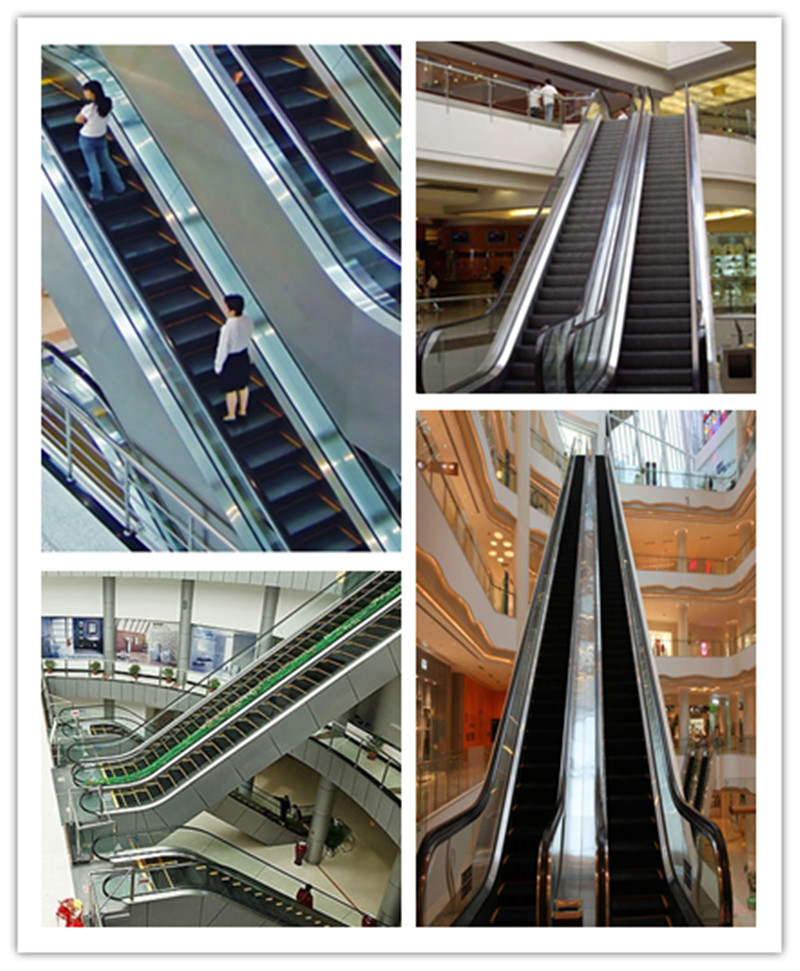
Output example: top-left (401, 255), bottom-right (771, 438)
top-left (416, 747), bottom-right (492, 822)
top-left (309, 45), bottom-right (401, 167)
top-left (697, 106), bottom-right (756, 140)
top-left (312, 722), bottom-right (401, 795)
top-left (417, 421), bottom-right (515, 616)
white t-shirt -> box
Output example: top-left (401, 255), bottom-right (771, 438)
top-left (539, 83), bottom-right (558, 107)
top-left (214, 313), bottom-right (254, 374)
top-left (79, 101), bottom-right (109, 138)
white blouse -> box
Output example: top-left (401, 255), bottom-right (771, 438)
top-left (214, 314), bottom-right (254, 374)
top-left (78, 102), bottom-right (109, 138)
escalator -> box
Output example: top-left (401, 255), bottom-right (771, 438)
top-left (497, 123), bottom-right (627, 392)
top-left (418, 92), bottom-right (717, 395)
top-left (211, 45), bottom-right (401, 272)
top-left (41, 75), bottom-right (371, 551)
top-left (597, 458), bottom-right (688, 926)
top-left (73, 573), bottom-right (401, 833)
top-left (615, 115), bottom-right (695, 392)
top-left (472, 457), bottom-right (584, 925)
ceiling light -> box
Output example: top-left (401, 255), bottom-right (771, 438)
top-left (705, 207), bottom-right (754, 221)
top-left (490, 540), bottom-right (498, 547)
top-left (493, 532), bottom-right (503, 539)
top-left (503, 541), bottom-right (512, 548)
top-left (488, 550), bottom-right (497, 557)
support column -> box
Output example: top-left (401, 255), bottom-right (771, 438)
top-left (376, 850), bottom-right (401, 926)
top-left (739, 596), bottom-right (756, 650)
top-left (677, 602), bottom-right (690, 656)
top-left (515, 411), bottom-right (531, 643)
top-left (257, 585), bottom-right (280, 658)
top-left (675, 528), bottom-right (688, 572)
top-left (102, 576), bottom-right (115, 679)
top-left (306, 777), bottom-right (337, 865)
top-left (679, 688), bottom-right (690, 751)
top-left (743, 684), bottom-right (756, 740)
top-left (177, 579), bottom-right (194, 687)
top-left (737, 519), bottom-right (755, 560)
top-left (726, 619), bottom-right (740, 658)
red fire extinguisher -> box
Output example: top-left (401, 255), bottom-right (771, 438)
top-left (361, 914), bottom-right (378, 926)
top-left (294, 840), bottom-right (307, 866)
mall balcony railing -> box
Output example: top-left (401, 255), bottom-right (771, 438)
top-left (417, 419), bottom-right (516, 617)
top-left (633, 534), bottom-right (755, 576)
top-left (478, 415), bottom-right (562, 512)
top-left (417, 53), bottom-right (591, 126)
top-left (312, 721), bottom-right (401, 798)
top-left (651, 628), bottom-right (756, 659)
top-left (42, 374), bottom-right (240, 553)
top-left (673, 734), bottom-right (756, 757)
top-left (613, 457), bottom-right (752, 493)
top-left (229, 781), bottom-right (314, 835)
top-left (696, 104), bottom-right (756, 140)
top-left (416, 745), bottom-right (493, 824)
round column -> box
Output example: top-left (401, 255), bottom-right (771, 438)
top-left (102, 576), bottom-right (115, 678)
top-left (514, 411), bottom-right (531, 643)
top-left (677, 602), bottom-right (690, 656)
top-left (376, 850), bottom-right (401, 926)
top-left (257, 585), bottom-right (280, 658)
top-left (306, 777), bottom-right (337, 866)
top-left (177, 579), bottom-right (194, 687)
top-left (679, 687), bottom-right (690, 751)
top-left (739, 596), bottom-right (756, 650)
top-left (675, 528), bottom-right (688, 572)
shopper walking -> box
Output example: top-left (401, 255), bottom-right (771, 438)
top-left (214, 294), bottom-right (254, 422)
top-left (74, 80), bottom-right (127, 203)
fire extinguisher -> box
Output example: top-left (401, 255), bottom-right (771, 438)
top-left (361, 914), bottom-right (378, 927)
top-left (294, 840), bottom-right (307, 866)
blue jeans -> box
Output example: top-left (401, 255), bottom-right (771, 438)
top-left (544, 103), bottom-right (554, 123)
top-left (79, 133), bottom-right (126, 201)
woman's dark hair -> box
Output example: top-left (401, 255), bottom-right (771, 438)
top-left (224, 294), bottom-right (245, 316)
top-left (83, 80), bottom-right (113, 118)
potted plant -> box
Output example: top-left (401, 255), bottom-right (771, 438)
top-left (90, 660), bottom-right (102, 676)
top-left (325, 819), bottom-right (348, 855)
top-left (129, 663), bottom-right (141, 680)
top-left (365, 738), bottom-right (382, 761)
top-left (162, 666), bottom-right (175, 685)
top-left (208, 678), bottom-right (220, 693)
top-left (43, 659), bottom-right (56, 674)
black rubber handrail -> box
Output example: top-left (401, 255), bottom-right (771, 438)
top-left (416, 454), bottom-right (579, 925)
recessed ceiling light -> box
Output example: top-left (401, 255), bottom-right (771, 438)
top-left (493, 532), bottom-right (503, 539)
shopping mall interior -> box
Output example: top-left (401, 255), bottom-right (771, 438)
top-left (41, 43), bottom-right (402, 552)
top-left (41, 570), bottom-right (401, 928)
top-left (416, 408), bottom-right (755, 927)
top-left (416, 41), bottom-right (756, 394)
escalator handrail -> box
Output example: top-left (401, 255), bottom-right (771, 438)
top-left (685, 84), bottom-right (720, 392)
top-left (75, 584), bottom-right (401, 796)
top-left (226, 44), bottom-right (400, 267)
top-left (304, 44), bottom-right (401, 179)
top-left (416, 90), bottom-right (601, 392)
top-left (70, 574), bottom-right (389, 773)
top-left (602, 442), bottom-right (733, 925)
top-left (533, 95), bottom-right (646, 392)
top-left (416, 451), bottom-right (580, 926)
top-left (47, 45), bottom-right (399, 553)
top-left (537, 451), bottom-right (601, 925)
top-left (41, 342), bottom-right (114, 413)
top-left (561, 99), bottom-right (652, 392)
top-left (41, 378), bottom-right (241, 551)
top-left (416, 94), bottom-right (605, 392)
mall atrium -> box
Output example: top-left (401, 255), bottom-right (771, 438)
top-left (416, 409), bottom-right (755, 927)
top-left (42, 570), bottom-right (401, 928)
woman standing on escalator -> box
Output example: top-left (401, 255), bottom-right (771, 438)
top-left (215, 294), bottom-right (254, 422)
top-left (74, 80), bottom-right (127, 203)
